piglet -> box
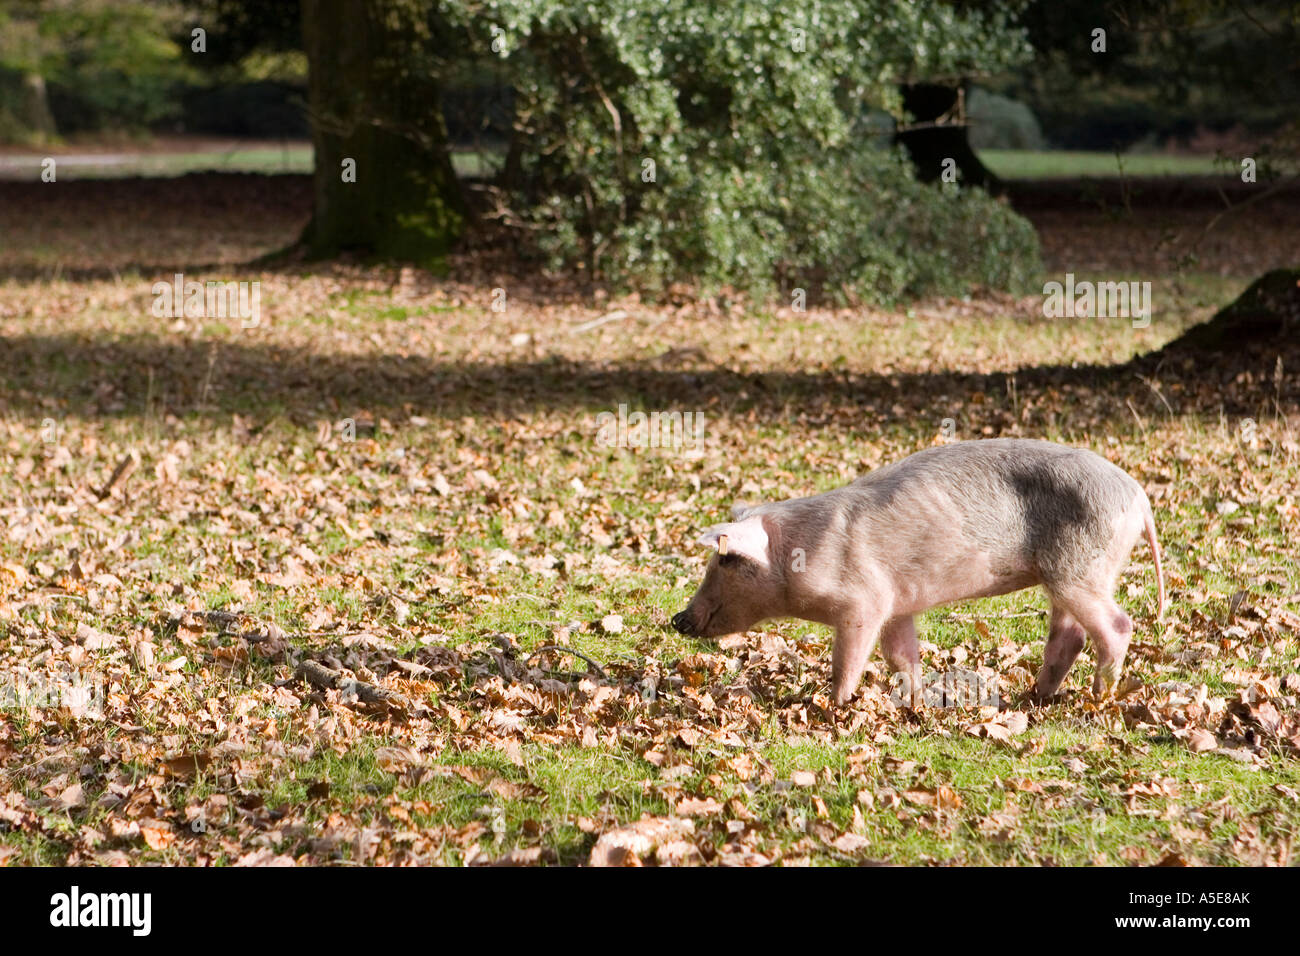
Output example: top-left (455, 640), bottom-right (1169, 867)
top-left (671, 438), bottom-right (1165, 706)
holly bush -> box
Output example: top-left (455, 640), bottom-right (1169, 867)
top-left (451, 0), bottom-right (1042, 302)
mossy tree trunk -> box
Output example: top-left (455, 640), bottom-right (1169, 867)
top-left (300, 0), bottom-right (466, 264)
top-left (1164, 269), bottom-right (1300, 351)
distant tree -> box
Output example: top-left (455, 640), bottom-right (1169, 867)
top-left (191, 0), bottom-right (302, 65)
top-left (896, 82), bottom-right (998, 188)
top-left (0, 0), bottom-right (188, 138)
top-left (1010, 0), bottom-right (1300, 150)
top-left (103, 0), bottom-right (1045, 297)
top-left (1010, 1), bottom-right (1300, 361)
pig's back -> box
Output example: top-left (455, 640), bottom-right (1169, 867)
top-left (850, 438), bottom-right (1141, 584)
top-left (860, 439), bottom-right (1136, 502)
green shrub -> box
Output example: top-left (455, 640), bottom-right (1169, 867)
top-left (967, 86), bottom-right (1045, 151)
top-left (452, 0), bottom-right (1040, 303)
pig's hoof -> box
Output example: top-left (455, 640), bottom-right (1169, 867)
top-left (1022, 686), bottom-right (1063, 706)
top-left (1091, 662), bottom-right (1122, 697)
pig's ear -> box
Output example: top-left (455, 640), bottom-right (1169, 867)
top-left (697, 515), bottom-right (770, 566)
top-left (730, 502), bottom-right (756, 521)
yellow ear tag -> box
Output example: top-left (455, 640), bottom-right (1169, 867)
top-left (718, 534), bottom-right (729, 556)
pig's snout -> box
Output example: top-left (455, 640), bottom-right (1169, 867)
top-left (670, 610), bottom-right (695, 635)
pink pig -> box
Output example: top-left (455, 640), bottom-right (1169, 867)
top-left (671, 439), bottom-right (1165, 705)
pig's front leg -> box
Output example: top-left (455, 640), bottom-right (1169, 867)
top-left (1030, 605), bottom-right (1086, 701)
top-left (880, 615), bottom-right (923, 709)
top-left (831, 611), bottom-right (886, 705)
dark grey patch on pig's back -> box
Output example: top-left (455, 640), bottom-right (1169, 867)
top-left (999, 455), bottom-right (1105, 582)
top-left (961, 440), bottom-right (1135, 584)
top-left (865, 439), bottom-right (1136, 586)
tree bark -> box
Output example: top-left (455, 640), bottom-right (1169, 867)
top-left (1162, 269), bottom-right (1300, 351)
top-left (299, 0), bottom-right (467, 263)
top-left (895, 83), bottom-right (999, 190)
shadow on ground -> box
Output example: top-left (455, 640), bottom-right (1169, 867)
top-left (2, 332), bottom-right (1295, 432)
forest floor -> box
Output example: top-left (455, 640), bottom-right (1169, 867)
top-left (0, 173), bottom-right (1298, 865)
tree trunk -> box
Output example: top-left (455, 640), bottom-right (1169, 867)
top-left (299, 0), bottom-right (466, 263)
top-left (18, 72), bottom-right (57, 142)
top-left (896, 83), bottom-right (999, 190)
top-left (1163, 269), bottom-right (1300, 351)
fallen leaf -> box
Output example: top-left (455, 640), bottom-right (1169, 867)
top-left (161, 753), bottom-right (212, 778)
top-left (675, 797), bottom-right (723, 817)
top-left (902, 786), bottom-right (963, 809)
top-left (831, 832), bottom-right (870, 853)
top-left (967, 711), bottom-right (1029, 742)
top-left (56, 782), bottom-right (85, 811)
top-left (140, 821), bottom-right (174, 851)
top-left (0, 563), bottom-right (29, 591)
top-left (590, 816), bottom-right (694, 867)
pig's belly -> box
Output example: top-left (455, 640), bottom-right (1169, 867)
top-left (890, 551), bottom-right (1039, 615)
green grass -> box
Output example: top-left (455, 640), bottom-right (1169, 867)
top-left (978, 149), bottom-right (1241, 179)
top-left (0, 146), bottom-right (500, 181)
top-left (1, 144), bottom-right (1270, 183)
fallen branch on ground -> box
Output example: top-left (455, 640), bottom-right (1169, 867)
top-left (295, 658), bottom-right (410, 710)
top-left (525, 644), bottom-right (608, 679)
top-left (96, 450), bottom-right (140, 499)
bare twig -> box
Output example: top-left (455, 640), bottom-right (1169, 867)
top-left (1195, 174), bottom-right (1300, 245)
top-left (570, 310), bottom-right (631, 335)
top-left (525, 644), bottom-right (608, 679)
top-left (1126, 399), bottom-right (1148, 437)
top-left (938, 610), bottom-right (1046, 622)
top-left (96, 450), bottom-right (140, 500)
top-left (1137, 375), bottom-right (1175, 418)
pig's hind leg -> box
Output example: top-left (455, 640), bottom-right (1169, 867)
top-left (880, 616), bottom-right (923, 709)
top-left (1031, 604), bottom-right (1087, 700)
top-left (1047, 586), bottom-right (1133, 697)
